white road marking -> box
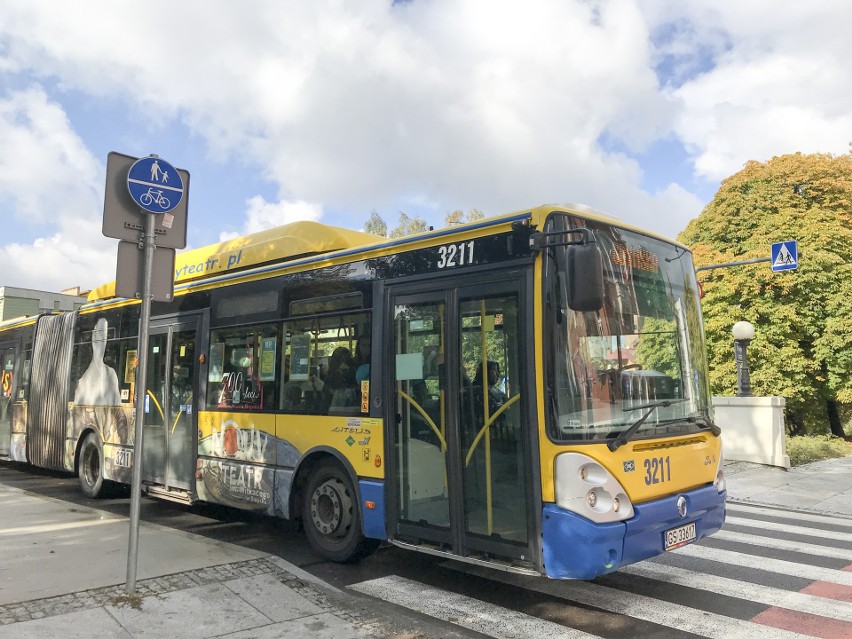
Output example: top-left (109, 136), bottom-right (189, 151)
top-left (725, 515), bottom-right (852, 542)
top-left (726, 503), bottom-right (852, 529)
top-left (672, 543), bottom-right (852, 586)
top-left (622, 561), bottom-right (852, 622)
top-left (350, 575), bottom-right (599, 639)
top-left (708, 529), bottom-right (852, 562)
top-left (440, 563), bottom-right (813, 639)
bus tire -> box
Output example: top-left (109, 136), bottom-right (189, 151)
top-left (78, 432), bottom-right (106, 498)
top-left (302, 461), bottom-right (378, 563)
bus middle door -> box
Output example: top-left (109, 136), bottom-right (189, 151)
top-left (143, 318), bottom-right (198, 491)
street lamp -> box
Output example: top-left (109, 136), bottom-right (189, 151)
top-left (732, 321), bottom-right (755, 397)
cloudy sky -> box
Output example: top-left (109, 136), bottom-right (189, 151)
top-left (0, 0), bottom-right (849, 293)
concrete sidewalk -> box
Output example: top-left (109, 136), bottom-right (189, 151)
top-left (1, 556), bottom-right (379, 638)
top-left (0, 478), bottom-right (428, 638)
top-left (2, 456), bottom-right (851, 638)
top-left (724, 455), bottom-right (852, 517)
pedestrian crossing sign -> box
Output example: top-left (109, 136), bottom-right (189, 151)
top-left (771, 240), bottom-right (798, 272)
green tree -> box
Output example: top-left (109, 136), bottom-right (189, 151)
top-left (363, 209), bottom-right (387, 236)
top-left (445, 209), bottom-right (486, 225)
top-left (679, 153), bottom-right (852, 438)
top-left (389, 212), bottom-right (429, 238)
top-left (634, 318), bottom-right (680, 379)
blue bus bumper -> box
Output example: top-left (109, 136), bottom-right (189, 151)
top-left (541, 485), bottom-right (726, 580)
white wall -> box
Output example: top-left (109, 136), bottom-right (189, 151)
top-left (712, 396), bottom-right (790, 469)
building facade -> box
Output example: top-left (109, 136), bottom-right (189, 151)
top-left (0, 287), bottom-right (89, 322)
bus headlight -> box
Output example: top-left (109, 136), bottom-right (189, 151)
top-left (555, 453), bottom-right (634, 523)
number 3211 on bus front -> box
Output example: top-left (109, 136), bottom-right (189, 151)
top-left (437, 241), bottom-right (475, 269)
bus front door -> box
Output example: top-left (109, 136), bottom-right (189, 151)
top-left (388, 277), bottom-right (535, 568)
top-left (141, 318), bottom-right (198, 491)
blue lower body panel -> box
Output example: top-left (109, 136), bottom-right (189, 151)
top-left (542, 486), bottom-right (726, 579)
top-left (359, 479), bottom-right (386, 539)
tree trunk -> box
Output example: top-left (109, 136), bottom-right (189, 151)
top-left (826, 399), bottom-right (849, 440)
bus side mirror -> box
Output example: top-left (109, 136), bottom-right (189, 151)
top-left (566, 243), bottom-right (604, 312)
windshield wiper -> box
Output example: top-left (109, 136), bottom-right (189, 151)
top-left (691, 414), bottom-right (722, 436)
top-left (607, 399), bottom-right (686, 451)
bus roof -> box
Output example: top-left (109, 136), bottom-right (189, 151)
top-left (86, 204), bottom-right (687, 303)
top-left (88, 220), bottom-right (382, 302)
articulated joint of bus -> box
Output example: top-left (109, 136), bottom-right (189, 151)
top-left (542, 451), bottom-right (727, 580)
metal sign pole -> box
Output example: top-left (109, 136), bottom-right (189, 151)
top-left (103, 151), bottom-right (185, 594)
top-left (126, 211), bottom-right (156, 594)
top-left (694, 256), bottom-right (771, 273)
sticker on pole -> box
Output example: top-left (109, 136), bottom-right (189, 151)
top-left (771, 240), bottom-right (798, 272)
top-left (127, 156), bottom-right (184, 213)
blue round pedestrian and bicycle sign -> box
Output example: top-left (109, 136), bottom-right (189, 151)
top-left (127, 156), bottom-right (184, 213)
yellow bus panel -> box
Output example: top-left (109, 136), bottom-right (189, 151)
top-left (197, 411), bottom-right (383, 480)
top-left (538, 434), bottom-right (721, 504)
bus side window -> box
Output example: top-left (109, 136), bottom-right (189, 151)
top-left (279, 312), bottom-right (370, 416)
top-left (207, 324), bottom-right (279, 410)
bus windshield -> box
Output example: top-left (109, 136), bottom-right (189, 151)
top-left (546, 215), bottom-right (712, 443)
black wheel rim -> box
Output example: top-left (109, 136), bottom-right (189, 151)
top-left (310, 477), bottom-right (353, 540)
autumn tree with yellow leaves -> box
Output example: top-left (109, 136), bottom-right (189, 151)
top-left (680, 153), bottom-right (852, 437)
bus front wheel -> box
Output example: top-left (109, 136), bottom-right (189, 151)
top-left (78, 433), bottom-right (105, 498)
top-left (302, 461), bottom-right (378, 562)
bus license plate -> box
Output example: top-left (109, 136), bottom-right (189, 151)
top-left (665, 522), bottom-right (696, 551)
top-left (115, 448), bottom-right (133, 468)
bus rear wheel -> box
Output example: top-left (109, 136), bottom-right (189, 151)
top-left (78, 433), bottom-right (106, 498)
top-left (302, 461), bottom-right (378, 562)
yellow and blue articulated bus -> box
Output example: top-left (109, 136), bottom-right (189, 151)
top-left (0, 204), bottom-right (726, 579)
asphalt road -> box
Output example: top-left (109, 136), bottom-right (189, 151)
top-left (4, 462), bottom-right (851, 639)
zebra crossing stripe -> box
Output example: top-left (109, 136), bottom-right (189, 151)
top-left (441, 563), bottom-right (811, 639)
top-left (673, 544), bottom-right (852, 586)
top-left (621, 562), bottom-right (852, 622)
top-left (727, 503), bottom-right (852, 528)
top-left (725, 515), bottom-right (852, 543)
top-left (711, 529), bottom-right (852, 561)
top-left (349, 575), bottom-right (598, 639)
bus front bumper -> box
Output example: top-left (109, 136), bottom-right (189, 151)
top-left (541, 485), bottom-right (726, 580)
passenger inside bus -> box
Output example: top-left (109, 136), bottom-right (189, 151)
top-left (409, 380), bottom-right (438, 445)
top-left (472, 360), bottom-right (508, 417)
top-left (280, 384), bottom-right (301, 410)
top-left (355, 336), bottom-right (371, 383)
top-left (321, 346), bottom-right (359, 414)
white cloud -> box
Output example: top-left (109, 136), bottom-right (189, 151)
top-left (0, 217), bottom-right (116, 292)
top-left (0, 0), bottom-right (672, 226)
top-left (0, 86), bottom-right (115, 291)
top-left (644, 0), bottom-right (852, 180)
top-left (1, 0), bottom-right (851, 293)
top-left (218, 196), bottom-right (323, 241)
top-left (0, 86), bottom-right (102, 223)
